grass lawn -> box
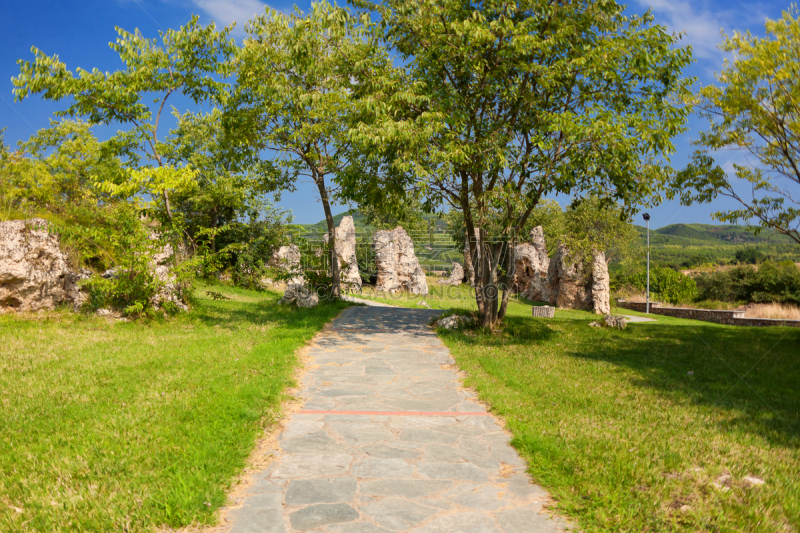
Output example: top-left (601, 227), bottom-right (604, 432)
top-left (0, 284), bottom-right (349, 532)
top-left (358, 280), bottom-right (800, 532)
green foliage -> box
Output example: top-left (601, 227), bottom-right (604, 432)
top-left (165, 109), bottom-right (279, 254)
top-left (229, 2), bottom-right (388, 296)
top-left (345, 0), bottom-right (694, 326)
top-left (695, 261), bottom-right (800, 305)
top-left (12, 16), bottom-right (237, 226)
top-left (619, 266), bottom-right (698, 304)
top-left (673, 7), bottom-right (800, 245)
top-left (219, 208), bottom-right (294, 290)
top-left (735, 247), bottom-right (767, 265)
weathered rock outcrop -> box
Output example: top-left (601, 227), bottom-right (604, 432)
top-left (550, 244), bottom-right (590, 310)
top-left (149, 240), bottom-right (189, 311)
top-left (591, 251), bottom-right (611, 315)
top-left (513, 226), bottom-right (610, 315)
top-left (514, 226), bottom-right (550, 300)
top-left (279, 283), bottom-right (319, 308)
top-left (0, 219), bottom-right (89, 312)
top-left (372, 227), bottom-right (428, 295)
top-left (438, 262), bottom-right (464, 286)
top-left (332, 216), bottom-right (361, 292)
top-left (270, 244), bottom-right (304, 284)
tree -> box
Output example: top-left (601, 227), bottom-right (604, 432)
top-left (164, 109), bottom-right (278, 255)
top-left (18, 120), bottom-right (123, 208)
top-left (674, 7), bottom-right (800, 245)
top-left (228, 2), bottom-right (387, 298)
top-left (12, 17), bottom-right (236, 233)
top-left (346, 0), bottom-right (694, 327)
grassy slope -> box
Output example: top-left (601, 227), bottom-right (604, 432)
top-left (0, 284), bottom-right (349, 532)
top-left (358, 285), bottom-right (800, 532)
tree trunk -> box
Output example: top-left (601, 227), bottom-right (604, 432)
top-left (315, 174), bottom-right (341, 299)
top-left (464, 230), bottom-right (475, 286)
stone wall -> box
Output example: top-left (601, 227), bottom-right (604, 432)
top-left (616, 301), bottom-right (800, 328)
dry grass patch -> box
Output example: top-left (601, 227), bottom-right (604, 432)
top-left (744, 303), bottom-right (800, 320)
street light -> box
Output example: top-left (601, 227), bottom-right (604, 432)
top-left (642, 213), bottom-right (651, 313)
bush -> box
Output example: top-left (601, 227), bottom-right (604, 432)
top-left (695, 261), bottom-right (800, 305)
top-left (618, 266), bottom-right (698, 304)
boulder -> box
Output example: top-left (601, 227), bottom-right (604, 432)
top-left (0, 219), bottom-right (89, 312)
top-left (279, 283), bottom-right (319, 308)
top-left (332, 215), bottom-right (361, 292)
top-left (591, 251), bottom-right (611, 315)
top-left (372, 227), bottom-right (428, 295)
top-left (270, 244), bottom-right (304, 284)
top-left (589, 314), bottom-right (627, 330)
top-left (438, 262), bottom-right (464, 286)
top-left (435, 314), bottom-right (476, 330)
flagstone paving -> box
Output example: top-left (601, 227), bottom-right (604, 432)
top-left (226, 306), bottom-right (570, 532)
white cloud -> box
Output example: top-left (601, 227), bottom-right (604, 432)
top-left (192, 0), bottom-right (266, 31)
top-left (636, 0), bottom-right (728, 59)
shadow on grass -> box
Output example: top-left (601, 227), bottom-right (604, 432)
top-left (446, 315), bottom-right (800, 447)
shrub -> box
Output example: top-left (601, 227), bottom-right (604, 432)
top-left (618, 266), bottom-right (698, 304)
top-left (695, 261), bottom-right (800, 305)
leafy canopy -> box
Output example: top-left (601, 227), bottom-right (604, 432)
top-left (345, 0), bottom-right (694, 325)
top-left (674, 7), bottom-right (800, 245)
top-left (12, 16), bottom-right (237, 224)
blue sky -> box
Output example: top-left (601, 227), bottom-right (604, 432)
top-left (0, 0), bottom-right (791, 226)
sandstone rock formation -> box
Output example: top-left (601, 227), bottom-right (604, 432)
top-left (372, 227), bottom-right (428, 295)
top-left (332, 215), bottom-right (361, 292)
top-left (513, 227), bottom-right (610, 315)
top-left (550, 244), bottom-right (589, 310)
top-left (270, 244), bottom-right (304, 284)
top-left (0, 219), bottom-right (89, 312)
top-left (591, 251), bottom-right (611, 315)
top-left (438, 262), bottom-right (464, 286)
top-left (148, 239), bottom-right (190, 311)
top-left (514, 226), bottom-right (550, 299)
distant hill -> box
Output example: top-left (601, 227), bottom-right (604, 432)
top-left (298, 210), bottom-right (447, 234)
top-left (633, 223), bottom-right (799, 268)
top-left (634, 223), bottom-right (795, 246)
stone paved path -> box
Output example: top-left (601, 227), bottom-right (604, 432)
top-left (226, 306), bottom-right (570, 533)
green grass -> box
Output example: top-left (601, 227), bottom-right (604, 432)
top-left (0, 284), bottom-right (349, 532)
top-left (359, 283), bottom-right (800, 532)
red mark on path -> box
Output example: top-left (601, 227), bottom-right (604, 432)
top-left (297, 410), bottom-right (490, 416)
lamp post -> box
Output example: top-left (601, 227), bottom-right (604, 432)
top-left (642, 213), bottom-right (651, 313)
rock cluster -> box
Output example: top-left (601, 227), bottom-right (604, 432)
top-left (0, 218), bottom-right (89, 312)
top-left (434, 314), bottom-right (476, 330)
top-left (437, 262), bottom-right (464, 286)
top-left (372, 227), bottom-right (428, 295)
top-left (515, 226), bottom-right (610, 314)
top-left (589, 314), bottom-right (628, 330)
top-left (331, 216), bottom-right (361, 292)
top-left (270, 244), bottom-right (304, 284)
top-left (279, 283), bottom-right (319, 308)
